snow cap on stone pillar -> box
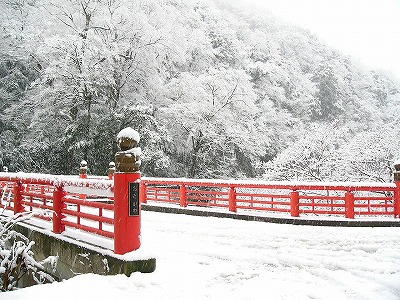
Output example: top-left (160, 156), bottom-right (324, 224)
top-left (117, 127), bottom-right (140, 150)
top-left (80, 160), bottom-right (88, 175)
top-left (115, 127), bottom-right (141, 173)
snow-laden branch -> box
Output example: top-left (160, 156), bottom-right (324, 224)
top-left (0, 211), bottom-right (57, 291)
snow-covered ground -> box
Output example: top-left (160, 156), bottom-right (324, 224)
top-left (5, 210), bottom-right (400, 299)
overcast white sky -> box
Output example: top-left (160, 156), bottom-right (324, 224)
top-left (239, 0), bottom-right (400, 79)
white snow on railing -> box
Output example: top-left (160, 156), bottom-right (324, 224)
top-left (0, 172), bottom-right (113, 197)
top-left (0, 172), bottom-right (396, 195)
top-left (142, 176), bottom-right (396, 189)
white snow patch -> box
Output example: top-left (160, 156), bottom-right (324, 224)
top-left (6, 211), bottom-right (400, 300)
top-left (117, 127), bottom-right (140, 143)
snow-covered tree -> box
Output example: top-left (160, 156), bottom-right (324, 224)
top-left (3, 0), bottom-right (172, 175)
top-left (0, 210), bottom-right (56, 291)
top-left (264, 123), bottom-right (348, 181)
top-left (336, 124), bottom-right (400, 182)
top-left (161, 68), bottom-right (268, 178)
top-left (1, 0), bottom-right (400, 180)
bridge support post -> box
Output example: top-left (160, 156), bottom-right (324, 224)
top-left (114, 127), bottom-right (142, 254)
top-left (290, 190), bottom-right (299, 217)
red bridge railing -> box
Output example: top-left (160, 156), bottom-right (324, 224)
top-left (0, 173), bottom-right (114, 241)
top-left (141, 177), bottom-right (400, 219)
top-left (1, 173), bottom-right (399, 255)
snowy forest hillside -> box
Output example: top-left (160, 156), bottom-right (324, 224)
top-left (1, 0), bottom-right (400, 182)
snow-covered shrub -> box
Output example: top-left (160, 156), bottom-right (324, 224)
top-left (0, 210), bottom-right (57, 291)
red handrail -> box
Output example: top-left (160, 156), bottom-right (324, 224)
top-left (0, 172), bottom-right (399, 254)
top-left (0, 173), bottom-right (114, 240)
top-left (141, 177), bottom-right (399, 219)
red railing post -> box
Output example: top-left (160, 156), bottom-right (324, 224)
top-left (345, 191), bottom-right (355, 219)
top-left (114, 172), bottom-right (141, 253)
top-left (114, 127), bottom-right (142, 254)
top-left (393, 163), bottom-right (400, 218)
top-left (140, 181), bottom-right (147, 204)
top-left (77, 204), bottom-right (81, 225)
top-left (53, 186), bottom-right (66, 234)
top-left (13, 181), bottom-right (24, 214)
top-left (180, 184), bottom-right (187, 207)
top-left (99, 208), bottom-right (103, 231)
top-left (229, 186), bottom-right (237, 213)
top-left (290, 190), bottom-right (299, 217)
top-left (394, 182), bottom-right (400, 218)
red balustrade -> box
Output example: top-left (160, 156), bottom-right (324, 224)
top-left (141, 178), bottom-right (400, 219)
top-left (0, 174), bottom-right (114, 241)
top-left (0, 173), bottom-right (399, 255)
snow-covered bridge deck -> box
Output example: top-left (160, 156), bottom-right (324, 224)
top-left (9, 209), bottom-right (400, 299)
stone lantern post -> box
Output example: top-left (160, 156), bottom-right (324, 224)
top-left (79, 160), bottom-right (88, 179)
top-left (107, 162), bottom-right (115, 179)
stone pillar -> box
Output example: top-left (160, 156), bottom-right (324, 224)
top-left (107, 162), bottom-right (115, 179)
top-left (79, 160), bottom-right (88, 179)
